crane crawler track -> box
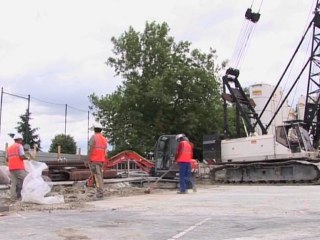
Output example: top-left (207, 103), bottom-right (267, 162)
top-left (211, 160), bottom-right (320, 184)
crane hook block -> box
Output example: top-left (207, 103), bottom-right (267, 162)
top-left (245, 8), bottom-right (252, 19)
top-left (226, 68), bottom-right (240, 78)
top-left (245, 8), bottom-right (261, 23)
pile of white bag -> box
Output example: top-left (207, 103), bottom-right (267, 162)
top-left (21, 160), bottom-right (64, 204)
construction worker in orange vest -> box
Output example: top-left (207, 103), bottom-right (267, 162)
top-left (175, 133), bottom-right (193, 194)
top-left (88, 123), bottom-right (108, 199)
top-left (6, 133), bottom-right (30, 200)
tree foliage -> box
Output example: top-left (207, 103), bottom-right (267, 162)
top-left (14, 110), bottom-right (41, 150)
top-left (89, 21), bottom-right (226, 158)
top-left (49, 134), bottom-right (77, 154)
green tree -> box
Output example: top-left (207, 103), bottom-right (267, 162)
top-left (90, 21), bottom-right (225, 158)
top-left (49, 134), bottom-right (77, 154)
top-left (15, 110), bottom-right (41, 150)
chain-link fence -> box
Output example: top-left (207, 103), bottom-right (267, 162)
top-left (0, 87), bottom-right (95, 154)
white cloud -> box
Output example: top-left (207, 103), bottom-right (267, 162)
top-left (0, 0), bottom-right (316, 152)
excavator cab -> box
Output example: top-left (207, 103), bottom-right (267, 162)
top-left (153, 135), bottom-right (178, 178)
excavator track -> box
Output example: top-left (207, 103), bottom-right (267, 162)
top-left (211, 160), bottom-right (320, 184)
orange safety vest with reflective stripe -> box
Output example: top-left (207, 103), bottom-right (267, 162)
top-left (7, 143), bottom-right (25, 170)
top-left (175, 140), bottom-right (193, 163)
top-left (89, 133), bottom-right (107, 163)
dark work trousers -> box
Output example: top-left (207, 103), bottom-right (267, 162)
top-left (10, 170), bottom-right (27, 199)
top-left (179, 162), bottom-right (191, 193)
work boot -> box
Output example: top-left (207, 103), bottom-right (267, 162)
top-left (10, 194), bottom-right (21, 201)
top-left (176, 191), bottom-right (187, 194)
top-left (96, 193), bottom-right (104, 199)
top-left (91, 195), bottom-right (103, 201)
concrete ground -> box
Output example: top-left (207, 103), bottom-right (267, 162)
top-left (1, 184), bottom-right (320, 240)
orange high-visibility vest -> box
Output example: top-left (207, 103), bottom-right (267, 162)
top-left (90, 133), bottom-right (107, 162)
top-left (7, 143), bottom-right (25, 170)
top-left (175, 140), bottom-right (193, 163)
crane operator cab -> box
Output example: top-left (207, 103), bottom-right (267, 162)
top-left (276, 121), bottom-right (314, 153)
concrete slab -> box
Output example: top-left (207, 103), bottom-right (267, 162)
top-left (1, 185), bottom-right (320, 239)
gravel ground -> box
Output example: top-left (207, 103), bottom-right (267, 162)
top-left (0, 180), bottom-right (158, 212)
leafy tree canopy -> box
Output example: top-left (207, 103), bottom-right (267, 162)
top-left (49, 134), bottom-right (77, 154)
top-left (90, 21), bottom-right (227, 159)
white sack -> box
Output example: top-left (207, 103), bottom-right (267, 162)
top-left (21, 160), bottom-right (64, 204)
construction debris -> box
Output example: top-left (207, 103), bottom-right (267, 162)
top-left (0, 179), bottom-right (158, 212)
top-left (0, 166), bottom-right (10, 185)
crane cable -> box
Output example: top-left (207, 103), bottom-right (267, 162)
top-left (231, 20), bottom-right (252, 68)
top-left (273, 0), bottom-right (316, 122)
top-left (231, 0), bottom-right (264, 69)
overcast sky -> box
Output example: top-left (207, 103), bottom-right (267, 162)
top-left (0, 0), bottom-right (316, 153)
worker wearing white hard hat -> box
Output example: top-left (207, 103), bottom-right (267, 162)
top-left (92, 122), bottom-right (103, 129)
top-left (6, 133), bottom-right (30, 200)
top-left (87, 122), bottom-right (108, 199)
top-left (175, 133), bottom-right (186, 141)
top-left (89, 122), bottom-right (103, 131)
top-left (175, 133), bottom-right (193, 194)
top-left (13, 133), bottom-right (23, 140)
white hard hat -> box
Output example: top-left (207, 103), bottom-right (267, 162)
top-left (175, 133), bottom-right (185, 140)
top-left (92, 122), bottom-right (103, 129)
top-left (13, 133), bottom-right (23, 140)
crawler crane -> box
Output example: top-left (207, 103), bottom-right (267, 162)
top-left (209, 0), bottom-right (320, 183)
top-left (153, 1), bottom-right (320, 183)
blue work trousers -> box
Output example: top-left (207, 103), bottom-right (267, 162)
top-left (179, 162), bottom-right (191, 193)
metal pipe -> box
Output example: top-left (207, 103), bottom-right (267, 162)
top-left (64, 104), bottom-right (67, 137)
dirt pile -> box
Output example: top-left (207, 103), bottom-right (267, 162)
top-left (0, 178), bottom-right (211, 212)
top-left (0, 181), bottom-right (150, 212)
